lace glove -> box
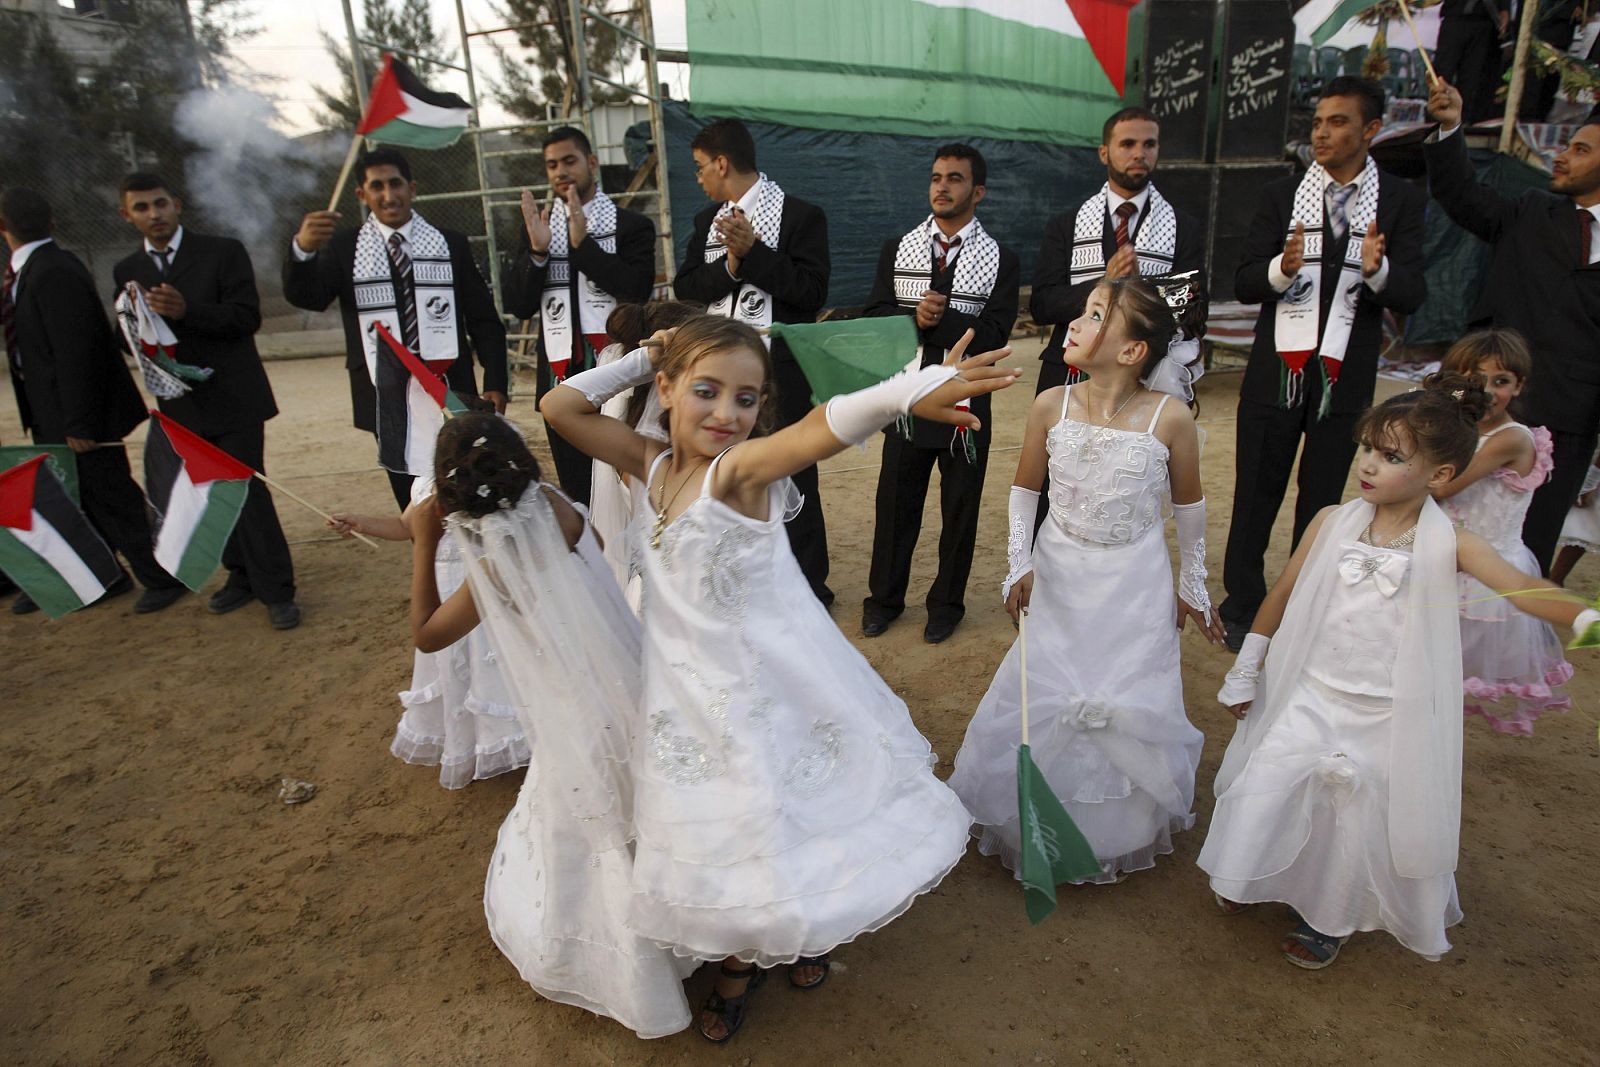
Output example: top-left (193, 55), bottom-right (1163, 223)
top-left (1173, 497), bottom-right (1214, 625)
top-left (1000, 485), bottom-right (1039, 601)
top-left (1217, 633), bottom-right (1270, 707)
top-left (824, 364), bottom-right (959, 446)
top-left (559, 346), bottom-right (655, 410)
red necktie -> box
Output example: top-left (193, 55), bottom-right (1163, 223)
top-left (1114, 201), bottom-right (1137, 248)
top-left (934, 234), bottom-right (962, 275)
top-left (0, 264), bottom-right (18, 377)
top-left (1579, 206), bottom-right (1594, 268)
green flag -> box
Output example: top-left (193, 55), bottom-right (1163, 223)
top-left (768, 318), bottom-right (918, 407)
top-left (0, 446), bottom-right (79, 504)
top-left (1017, 742), bottom-right (1103, 925)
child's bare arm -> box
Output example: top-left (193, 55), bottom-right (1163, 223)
top-left (328, 511), bottom-right (410, 541)
top-left (1434, 430), bottom-right (1533, 498)
top-left (1248, 505), bottom-right (1337, 640)
top-left (1457, 529), bottom-right (1587, 629)
top-left (408, 499), bottom-right (480, 652)
top-left (1011, 388), bottom-right (1061, 493)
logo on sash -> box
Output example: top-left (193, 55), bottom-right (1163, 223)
top-left (739, 290), bottom-right (766, 317)
top-left (1285, 275), bottom-right (1315, 306)
top-left (584, 277), bottom-right (605, 298)
top-left (1342, 280), bottom-right (1362, 312)
top-left (544, 295), bottom-right (566, 323)
top-left (425, 295), bottom-right (451, 321)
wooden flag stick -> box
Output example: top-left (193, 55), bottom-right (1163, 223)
top-left (1019, 608), bottom-right (1030, 748)
top-left (326, 132), bottom-right (363, 213)
top-left (252, 470), bottom-right (381, 550)
top-left (1396, 0), bottom-right (1439, 85)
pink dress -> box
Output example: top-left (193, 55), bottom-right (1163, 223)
top-left (1439, 423), bottom-right (1572, 736)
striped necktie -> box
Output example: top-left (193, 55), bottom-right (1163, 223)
top-left (1327, 181), bottom-right (1356, 243)
top-left (1113, 201), bottom-right (1137, 248)
top-left (386, 232), bottom-right (420, 352)
top-left (934, 234), bottom-right (962, 275)
top-left (1, 263), bottom-right (18, 378)
top-left (1578, 205), bottom-right (1594, 268)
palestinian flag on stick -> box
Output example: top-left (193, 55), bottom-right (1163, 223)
top-left (0, 454), bottom-right (122, 619)
top-left (144, 412), bottom-right (252, 591)
top-left (358, 54), bottom-right (472, 149)
top-left (372, 321), bottom-right (462, 476)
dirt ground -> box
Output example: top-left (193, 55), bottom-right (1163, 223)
top-left (3, 338), bottom-right (1598, 1066)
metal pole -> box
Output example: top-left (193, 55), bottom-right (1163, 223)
top-left (341, 0), bottom-right (369, 118)
top-left (569, 0), bottom-right (595, 124)
top-left (1499, 0), bottom-right (1542, 154)
top-left (639, 0), bottom-right (676, 285)
top-left (455, 0), bottom-right (504, 313)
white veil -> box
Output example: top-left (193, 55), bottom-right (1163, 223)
top-left (447, 483), bottom-right (641, 846)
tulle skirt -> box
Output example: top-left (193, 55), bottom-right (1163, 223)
top-left (1458, 543), bottom-right (1573, 737)
top-left (948, 522), bottom-right (1202, 884)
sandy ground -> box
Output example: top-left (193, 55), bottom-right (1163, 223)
top-left (3, 338), bottom-right (1598, 1066)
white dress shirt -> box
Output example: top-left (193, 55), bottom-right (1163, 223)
top-left (144, 225), bottom-right (185, 272)
top-left (1267, 171), bottom-right (1390, 294)
top-left (8, 237), bottom-right (54, 298)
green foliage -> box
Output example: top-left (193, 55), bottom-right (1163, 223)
top-left (313, 0), bottom-right (455, 129)
top-left (487, 0), bottom-right (637, 120)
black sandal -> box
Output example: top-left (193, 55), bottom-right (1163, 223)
top-left (788, 953), bottom-right (831, 991)
top-left (697, 962), bottom-right (766, 1043)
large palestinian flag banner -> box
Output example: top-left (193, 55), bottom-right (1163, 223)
top-left (358, 54), bottom-right (472, 149)
top-left (0, 454), bottom-right (122, 618)
top-left (686, 0), bottom-right (1134, 144)
top-left (144, 412), bottom-right (252, 592)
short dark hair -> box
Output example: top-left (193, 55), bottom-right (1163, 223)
top-left (0, 187), bottom-right (52, 242)
top-left (1320, 76), bottom-right (1385, 126)
top-left (933, 143), bottom-right (986, 188)
top-left (1102, 106), bottom-right (1159, 145)
top-left (543, 125), bottom-right (593, 156)
top-left (119, 172), bottom-right (175, 198)
top-left (355, 147), bottom-right (413, 184)
top-left (690, 118), bottom-right (757, 174)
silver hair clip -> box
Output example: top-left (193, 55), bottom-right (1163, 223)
top-left (446, 467), bottom-right (457, 478)
top-left (473, 436), bottom-right (487, 447)
top-left (498, 497), bottom-right (513, 510)
top-left (477, 484), bottom-right (491, 498)
top-left (1451, 389), bottom-right (1465, 400)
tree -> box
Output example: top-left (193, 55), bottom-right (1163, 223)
top-left (487, 0), bottom-right (637, 121)
top-left (313, 0), bottom-right (455, 129)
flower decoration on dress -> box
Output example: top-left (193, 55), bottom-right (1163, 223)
top-left (1315, 752), bottom-right (1359, 795)
top-left (1060, 697), bottom-right (1114, 731)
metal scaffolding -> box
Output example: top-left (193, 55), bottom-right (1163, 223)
top-left (338, 0), bottom-right (676, 361)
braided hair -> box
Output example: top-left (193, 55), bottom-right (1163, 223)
top-left (433, 413), bottom-right (541, 518)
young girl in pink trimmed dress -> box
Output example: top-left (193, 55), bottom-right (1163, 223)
top-left (1433, 330), bottom-right (1572, 736)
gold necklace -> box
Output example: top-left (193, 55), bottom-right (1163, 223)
top-left (650, 457), bottom-right (708, 549)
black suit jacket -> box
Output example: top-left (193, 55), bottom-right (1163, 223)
top-left (673, 195), bottom-right (831, 365)
top-left (1235, 167), bottom-right (1428, 415)
top-left (1030, 192), bottom-right (1206, 367)
top-left (112, 230), bottom-right (277, 437)
top-left (1426, 130), bottom-right (1600, 434)
top-left (7, 241), bottom-right (146, 443)
top-left (861, 230), bottom-right (1020, 449)
top-left (501, 205), bottom-right (655, 397)
top-left (281, 224), bottom-right (507, 432)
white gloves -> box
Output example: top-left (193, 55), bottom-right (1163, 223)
top-left (1217, 632), bottom-right (1270, 707)
top-left (1173, 497), bottom-right (1214, 625)
top-left (560, 346), bottom-right (655, 410)
top-left (1573, 608), bottom-right (1600, 640)
top-left (1000, 485), bottom-right (1039, 601)
top-left (824, 364), bottom-right (959, 446)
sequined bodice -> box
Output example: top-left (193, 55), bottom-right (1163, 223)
top-left (1045, 415), bottom-right (1170, 546)
top-left (1440, 429), bottom-right (1539, 554)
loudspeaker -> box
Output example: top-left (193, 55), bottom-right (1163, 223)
top-left (1215, 0), bottom-right (1295, 160)
top-left (1124, 0), bottom-right (1220, 164)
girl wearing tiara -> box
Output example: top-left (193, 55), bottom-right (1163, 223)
top-left (408, 413), bottom-right (694, 1038)
top-left (948, 274), bottom-right (1223, 887)
top-left (1202, 375), bottom-right (1593, 968)
top-left (542, 314), bottom-right (1014, 1042)
top-left (1432, 329), bottom-right (1571, 735)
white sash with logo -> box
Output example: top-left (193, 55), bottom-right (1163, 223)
top-left (705, 174), bottom-right (784, 339)
top-left (352, 212), bottom-right (457, 380)
top-left (541, 191), bottom-right (620, 379)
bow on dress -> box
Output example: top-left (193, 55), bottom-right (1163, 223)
top-left (1338, 544), bottom-right (1409, 598)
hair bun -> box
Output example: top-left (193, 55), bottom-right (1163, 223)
top-left (1420, 370), bottom-right (1492, 426)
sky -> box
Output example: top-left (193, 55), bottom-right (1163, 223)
top-left (231, 0), bottom-right (688, 134)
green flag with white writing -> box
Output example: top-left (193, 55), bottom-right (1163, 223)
top-left (1018, 743), bottom-right (1103, 925)
top-left (768, 317), bottom-right (919, 408)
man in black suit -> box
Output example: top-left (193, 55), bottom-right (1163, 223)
top-left (0, 186), bottom-right (185, 615)
top-left (859, 144), bottom-right (1019, 643)
top-left (1220, 77), bottom-right (1428, 649)
top-left (114, 173), bottom-right (300, 630)
top-left (503, 125), bottom-right (656, 506)
top-left (1426, 78), bottom-right (1600, 571)
top-left (1030, 107), bottom-right (1206, 397)
top-left (675, 118), bottom-right (834, 605)
top-left (283, 148), bottom-right (508, 509)
top-left (1435, 0), bottom-right (1511, 126)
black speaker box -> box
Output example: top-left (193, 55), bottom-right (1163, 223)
top-left (1215, 0), bottom-right (1295, 161)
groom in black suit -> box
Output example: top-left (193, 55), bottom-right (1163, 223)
top-left (1219, 77), bottom-right (1428, 649)
top-left (114, 173), bottom-right (300, 630)
top-left (1, 186), bottom-right (185, 615)
top-left (283, 148), bottom-right (508, 509)
top-left (1426, 78), bottom-right (1600, 572)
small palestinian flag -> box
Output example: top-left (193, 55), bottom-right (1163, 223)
top-left (373, 321), bottom-right (462, 476)
top-left (144, 412), bottom-right (253, 591)
top-left (358, 54), bottom-right (472, 149)
top-left (0, 454), bottom-right (122, 619)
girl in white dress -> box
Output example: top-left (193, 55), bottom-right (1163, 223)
top-left (542, 314), bottom-right (1015, 1042)
top-left (1202, 375), bottom-right (1593, 968)
top-left (948, 276), bottom-right (1222, 886)
top-left (1432, 331), bottom-right (1572, 735)
top-left (1552, 453), bottom-right (1600, 584)
top-left (407, 413), bottom-right (694, 1038)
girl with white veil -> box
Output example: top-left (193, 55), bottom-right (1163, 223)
top-left (408, 413), bottom-right (692, 1037)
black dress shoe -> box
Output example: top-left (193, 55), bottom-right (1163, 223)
top-left (93, 572), bottom-right (135, 606)
top-left (923, 618), bottom-right (959, 644)
top-left (208, 586), bottom-right (256, 615)
top-left (134, 585), bottom-right (187, 614)
top-left (11, 591), bottom-right (39, 615)
top-left (268, 601), bottom-right (302, 630)
top-left (862, 615), bottom-right (891, 637)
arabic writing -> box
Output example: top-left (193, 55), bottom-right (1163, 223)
top-left (1226, 35), bottom-right (1287, 120)
top-left (1149, 39), bottom-right (1207, 119)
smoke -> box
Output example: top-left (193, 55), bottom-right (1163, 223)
top-left (174, 86), bottom-right (341, 256)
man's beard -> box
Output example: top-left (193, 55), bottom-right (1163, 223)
top-left (931, 191), bottom-right (974, 219)
top-left (1108, 164), bottom-right (1151, 192)
top-left (1552, 171), bottom-right (1600, 198)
